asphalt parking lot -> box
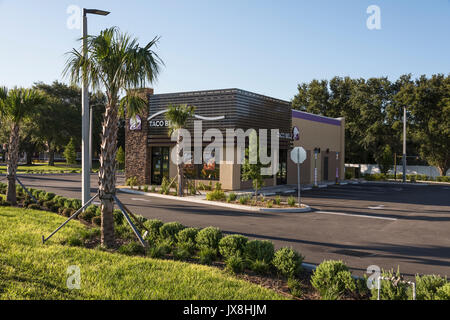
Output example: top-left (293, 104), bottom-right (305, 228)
top-left (6, 174), bottom-right (450, 278)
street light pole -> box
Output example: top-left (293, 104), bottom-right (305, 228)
top-left (81, 8), bottom-right (110, 207)
top-left (402, 106), bottom-right (407, 183)
top-left (81, 10), bottom-right (90, 207)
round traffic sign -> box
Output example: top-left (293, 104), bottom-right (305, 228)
top-left (290, 147), bottom-right (307, 164)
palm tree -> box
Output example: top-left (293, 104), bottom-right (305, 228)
top-left (64, 27), bottom-right (163, 248)
top-left (165, 104), bottom-right (195, 197)
top-left (0, 88), bottom-right (44, 205)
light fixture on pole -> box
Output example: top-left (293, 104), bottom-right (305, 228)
top-left (81, 8), bottom-right (110, 208)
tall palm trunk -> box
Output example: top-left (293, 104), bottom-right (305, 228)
top-left (177, 131), bottom-right (183, 196)
top-left (98, 102), bottom-right (118, 248)
top-left (6, 123), bottom-right (19, 205)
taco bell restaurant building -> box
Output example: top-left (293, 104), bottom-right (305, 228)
top-left (125, 88), bottom-right (345, 190)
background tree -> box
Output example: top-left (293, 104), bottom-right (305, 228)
top-left (0, 88), bottom-right (44, 205)
top-left (63, 138), bottom-right (77, 165)
top-left (165, 104), bottom-right (195, 197)
top-left (116, 145), bottom-right (125, 170)
top-left (64, 27), bottom-right (163, 248)
top-left (396, 74), bottom-right (450, 175)
top-left (376, 145), bottom-right (393, 175)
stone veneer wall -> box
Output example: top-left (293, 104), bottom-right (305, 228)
top-left (125, 88), bottom-right (153, 185)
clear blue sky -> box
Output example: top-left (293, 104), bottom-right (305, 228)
top-left (0, 0), bottom-right (449, 101)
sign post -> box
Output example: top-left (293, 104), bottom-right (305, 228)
top-left (290, 147), bottom-right (307, 207)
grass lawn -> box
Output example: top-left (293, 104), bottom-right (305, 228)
top-left (0, 207), bottom-right (285, 300)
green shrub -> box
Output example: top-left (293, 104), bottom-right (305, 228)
top-left (62, 208), bottom-right (75, 217)
top-left (266, 200), bottom-right (273, 208)
top-left (250, 259), bottom-right (270, 275)
top-left (219, 234), bottom-right (248, 259)
top-left (147, 243), bottom-right (169, 258)
top-left (118, 242), bottom-right (146, 256)
top-left (369, 268), bottom-right (410, 300)
top-left (287, 278), bottom-right (304, 298)
top-left (143, 185), bottom-right (149, 192)
top-left (239, 195), bottom-right (250, 205)
top-left (311, 260), bottom-right (356, 300)
top-left (176, 228), bottom-right (199, 246)
top-left (198, 247), bottom-right (217, 265)
top-left (54, 196), bottom-right (67, 208)
top-left (415, 274), bottom-right (448, 300)
top-left (115, 225), bottom-right (135, 240)
top-left (143, 219), bottom-right (164, 242)
top-left (436, 283), bottom-right (450, 300)
top-left (113, 209), bottom-right (124, 226)
top-left (0, 198), bottom-right (11, 207)
top-left (160, 222), bottom-right (185, 242)
top-left (43, 192), bottom-right (56, 201)
top-left (196, 227), bottom-right (222, 251)
top-left (227, 192), bottom-right (237, 202)
top-left (206, 189), bottom-right (226, 201)
top-left (79, 207), bottom-right (96, 223)
top-left (126, 176), bottom-right (138, 189)
top-left (273, 247), bottom-right (304, 278)
top-left (159, 177), bottom-right (170, 195)
top-left (173, 246), bottom-right (192, 261)
top-left (274, 195), bottom-right (281, 205)
top-left (151, 185), bottom-right (156, 192)
top-left (92, 216), bottom-right (102, 226)
top-left (287, 196), bottom-right (296, 207)
top-left (225, 254), bottom-right (246, 274)
top-left (42, 201), bottom-right (55, 211)
top-left (244, 240), bottom-right (274, 263)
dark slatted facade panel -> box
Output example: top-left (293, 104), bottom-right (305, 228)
top-left (147, 89), bottom-right (292, 148)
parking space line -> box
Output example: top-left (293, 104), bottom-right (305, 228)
top-left (315, 210), bottom-right (397, 221)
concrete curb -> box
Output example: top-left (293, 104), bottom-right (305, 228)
top-left (118, 188), bottom-right (312, 213)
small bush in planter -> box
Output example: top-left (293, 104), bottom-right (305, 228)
top-left (436, 283), bottom-right (450, 300)
top-left (43, 192), bottom-right (56, 201)
top-left (147, 243), bottom-right (169, 258)
top-left (227, 192), bottom-right (237, 202)
top-left (250, 259), bottom-right (270, 275)
top-left (287, 196), bottom-right (296, 207)
top-left (173, 246), bottom-right (192, 261)
top-left (274, 195), bottom-right (281, 205)
top-left (266, 200), bottom-right (274, 208)
top-left (118, 242), bottom-right (146, 256)
top-left (225, 254), bottom-right (245, 274)
top-left (273, 247), bottom-right (304, 278)
top-left (160, 222), bottom-right (185, 242)
top-left (369, 268), bottom-right (410, 300)
top-left (238, 195), bottom-right (250, 205)
top-left (199, 247), bottom-right (217, 265)
top-left (414, 274), bottom-right (448, 300)
top-left (218, 234), bottom-right (248, 259)
top-left (115, 225), bottom-right (134, 240)
top-left (287, 278), bottom-right (304, 298)
top-left (143, 219), bottom-right (164, 242)
top-left (62, 208), bottom-right (75, 217)
top-left (205, 189), bottom-right (226, 201)
top-left (143, 185), bottom-right (149, 192)
top-left (176, 227), bottom-right (199, 248)
top-left (196, 227), bottom-right (222, 251)
top-left (311, 260), bottom-right (356, 300)
top-left (244, 240), bottom-right (274, 263)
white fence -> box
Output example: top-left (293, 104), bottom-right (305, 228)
top-left (346, 164), bottom-right (449, 178)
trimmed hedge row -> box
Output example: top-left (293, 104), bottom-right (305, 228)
top-left (363, 173), bottom-right (450, 182)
